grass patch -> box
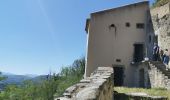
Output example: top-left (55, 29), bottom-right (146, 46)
top-left (114, 87), bottom-right (170, 99)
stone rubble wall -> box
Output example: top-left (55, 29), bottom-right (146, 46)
top-left (55, 67), bottom-right (114, 100)
top-left (151, 3), bottom-right (170, 19)
top-left (151, 3), bottom-right (170, 51)
top-left (148, 62), bottom-right (170, 89)
top-left (151, 2), bottom-right (170, 88)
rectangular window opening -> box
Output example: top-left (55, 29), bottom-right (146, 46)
top-left (116, 59), bottom-right (121, 62)
top-left (126, 22), bottom-right (130, 27)
top-left (136, 23), bottom-right (144, 29)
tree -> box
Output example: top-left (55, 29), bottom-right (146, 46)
top-left (0, 72), bottom-right (6, 81)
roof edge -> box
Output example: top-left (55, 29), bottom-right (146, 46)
top-left (85, 18), bottom-right (90, 33)
top-left (91, 1), bottom-right (149, 15)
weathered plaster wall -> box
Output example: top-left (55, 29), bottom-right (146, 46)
top-left (133, 62), bottom-right (150, 88)
top-left (55, 67), bottom-right (114, 100)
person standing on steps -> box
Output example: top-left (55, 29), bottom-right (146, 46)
top-left (153, 43), bottom-right (159, 61)
top-left (163, 49), bottom-right (169, 68)
top-left (159, 49), bottom-right (164, 62)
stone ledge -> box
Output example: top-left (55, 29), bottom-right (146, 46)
top-left (55, 67), bottom-right (114, 100)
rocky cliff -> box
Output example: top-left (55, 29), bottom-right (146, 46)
top-left (151, 2), bottom-right (170, 51)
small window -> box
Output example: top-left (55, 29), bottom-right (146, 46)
top-left (126, 22), bottom-right (130, 27)
top-left (110, 24), bottom-right (115, 27)
top-left (136, 23), bottom-right (144, 29)
top-left (116, 59), bottom-right (121, 62)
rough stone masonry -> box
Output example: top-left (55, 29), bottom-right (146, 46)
top-left (151, 3), bottom-right (170, 52)
top-left (55, 67), bottom-right (114, 100)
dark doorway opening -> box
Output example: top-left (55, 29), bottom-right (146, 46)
top-left (134, 44), bottom-right (144, 62)
top-left (113, 66), bottom-right (124, 86)
top-left (139, 68), bottom-right (145, 87)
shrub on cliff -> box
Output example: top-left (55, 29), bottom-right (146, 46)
top-left (54, 57), bottom-right (85, 97)
top-left (152, 0), bottom-right (169, 7)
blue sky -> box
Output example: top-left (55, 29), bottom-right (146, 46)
top-left (0, 0), bottom-right (154, 75)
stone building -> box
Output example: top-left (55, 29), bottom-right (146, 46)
top-left (85, 1), bottom-right (154, 87)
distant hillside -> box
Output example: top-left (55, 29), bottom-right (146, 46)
top-left (31, 75), bottom-right (48, 83)
top-left (0, 75), bottom-right (31, 84)
top-left (0, 73), bottom-right (46, 90)
top-left (152, 0), bottom-right (169, 7)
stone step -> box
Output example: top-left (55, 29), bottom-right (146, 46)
top-left (156, 66), bottom-right (167, 70)
top-left (164, 73), bottom-right (170, 76)
top-left (162, 73), bottom-right (170, 78)
top-left (156, 64), bottom-right (166, 66)
top-left (165, 75), bottom-right (170, 77)
top-left (161, 69), bottom-right (170, 73)
top-left (161, 71), bottom-right (170, 76)
top-left (155, 64), bottom-right (166, 67)
top-left (167, 76), bottom-right (170, 79)
top-left (150, 61), bottom-right (161, 64)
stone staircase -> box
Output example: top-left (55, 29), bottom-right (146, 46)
top-left (149, 61), bottom-right (170, 78)
top-left (148, 61), bottom-right (170, 89)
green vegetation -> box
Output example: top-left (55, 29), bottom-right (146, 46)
top-left (152, 0), bottom-right (169, 8)
top-left (0, 78), bottom-right (57, 100)
top-left (114, 87), bottom-right (170, 99)
top-left (0, 57), bottom-right (85, 100)
top-left (54, 57), bottom-right (85, 97)
top-left (0, 72), bottom-right (6, 81)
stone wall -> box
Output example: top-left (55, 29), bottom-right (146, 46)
top-left (148, 62), bottom-right (170, 89)
top-left (150, 2), bottom-right (170, 90)
top-left (55, 67), bottom-right (114, 100)
top-left (151, 3), bottom-right (170, 19)
top-left (151, 3), bottom-right (170, 51)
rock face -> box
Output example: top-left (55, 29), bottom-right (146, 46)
top-left (55, 67), bottom-right (114, 100)
top-left (151, 3), bottom-right (170, 50)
